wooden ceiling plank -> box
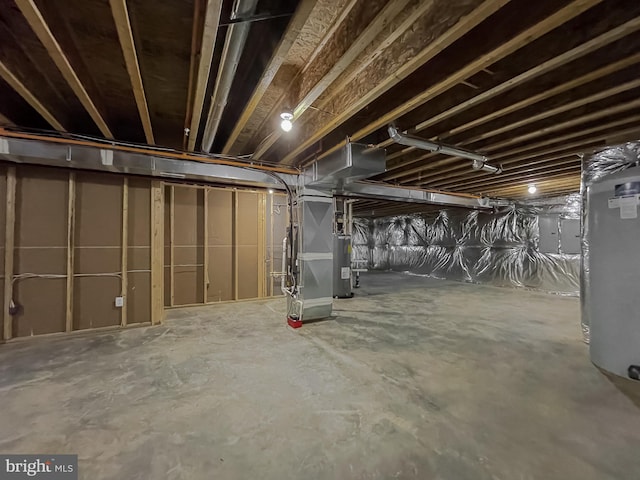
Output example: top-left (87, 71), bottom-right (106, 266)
top-left (442, 159), bottom-right (582, 190)
top-left (393, 98), bottom-right (640, 183)
top-left (457, 170), bottom-right (582, 194)
top-left (413, 16), bottom-right (640, 135)
top-left (15, 0), bottom-right (113, 138)
top-left (291, 0), bottom-right (602, 166)
top-left (0, 60), bottom-right (66, 131)
top-left (429, 125), bottom-right (640, 187)
top-left (109, 0), bottom-right (154, 144)
top-left (252, 0), bottom-right (414, 160)
top-left (276, 0), bottom-right (512, 164)
top-left (382, 49), bottom-right (640, 170)
top-left (187, 0), bottom-right (223, 152)
top-left (222, 0), bottom-right (316, 154)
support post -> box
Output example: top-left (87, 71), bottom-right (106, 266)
top-left (170, 185), bottom-right (175, 306)
top-left (65, 171), bottom-right (75, 332)
top-left (120, 177), bottom-right (128, 326)
top-left (150, 180), bottom-right (164, 325)
top-left (203, 187), bottom-right (209, 303)
top-left (3, 166), bottom-right (16, 341)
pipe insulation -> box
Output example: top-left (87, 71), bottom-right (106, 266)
top-left (202, 0), bottom-right (259, 152)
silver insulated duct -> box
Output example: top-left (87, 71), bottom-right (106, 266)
top-left (202, 0), bottom-right (259, 152)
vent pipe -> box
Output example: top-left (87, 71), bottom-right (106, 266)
top-left (388, 125), bottom-right (501, 173)
top-left (202, 0), bottom-right (259, 152)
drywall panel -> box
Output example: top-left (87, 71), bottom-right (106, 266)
top-left (127, 271), bottom-right (150, 324)
top-left (172, 186), bottom-right (204, 306)
top-left (74, 276), bottom-right (121, 329)
top-left (207, 246), bottom-right (233, 302)
top-left (12, 279), bottom-right (66, 336)
top-left (13, 166), bottom-right (68, 336)
top-left (237, 191), bottom-right (259, 299)
top-left (237, 191), bottom-right (258, 244)
top-left (74, 172), bottom-right (123, 330)
top-left (174, 266), bottom-right (204, 305)
top-left (206, 188), bottom-right (233, 302)
top-left (128, 178), bottom-right (151, 246)
top-left (128, 247), bottom-right (150, 271)
top-left (207, 189), bottom-right (233, 245)
top-left (238, 246), bottom-right (258, 299)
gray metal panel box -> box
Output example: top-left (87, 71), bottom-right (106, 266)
top-left (560, 218), bottom-right (581, 254)
top-left (538, 214), bottom-right (559, 253)
top-left (333, 235), bottom-right (352, 298)
top-left (587, 165), bottom-right (640, 377)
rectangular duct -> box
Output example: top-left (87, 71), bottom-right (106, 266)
top-left (304, 142), bottom-right (386, 188)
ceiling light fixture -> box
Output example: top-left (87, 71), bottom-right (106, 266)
top-left (280, 111), bottom-right (293, 132)
top-left (528, 184), bottom-right (537, 194)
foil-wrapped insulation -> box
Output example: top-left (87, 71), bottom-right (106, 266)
top-left (353, 195), bottom-right (581, 296)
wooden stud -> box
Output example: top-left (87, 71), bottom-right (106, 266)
top-left (203, 187), bottom-right (209, 304)
top-left (280, 0), bottom-right (596, 165)
top-left (232, 190), bottom-right (239, 300)
top-left (15, 0), bottom-right (113, 138)
top-left (187, 0), bottom-right (223, 151)
top-left (3, 167), bottom-right (16, 341)
top-left (109, 0), bottom-right (155, 144)
top-left (150, 180), bottom-right (164, 325)
top-left (65, 171), bottom-right (75, 333)
top-left (0, 61), bottom-right (66, 132)
top-left (170, 185), bottom-right (175, 306)
top-left (257, 193), bottom-right (267, 298)
top-left (120, 177), bottom-right (128, 327)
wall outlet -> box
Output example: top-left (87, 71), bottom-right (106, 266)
top-left (115, 296), bottom-right (124, 308)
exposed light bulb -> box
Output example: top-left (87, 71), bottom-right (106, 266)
top-left (280, 119), bottom-right (292, 132)
top-left (268, 189), bottom-right (274, 194)
top-left (528, 184), bottom-right (537, 194)
top-left (280, 111), bottom-right (293, 132)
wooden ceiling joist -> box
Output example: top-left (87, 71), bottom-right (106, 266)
top-left (289, 0), bottom-right (602, 166)
top-left (186, 0), bottom-right (223, 152)
top-left (221, 0), bottom-right (317, 154)
top-left (426, 120), bottom-right (640, 186)
top-left (0, 60), bottom-right (66, 132)
top-left (252, 0), bottom-right (414, 160)
top-left (109, 0), bottom-right (154, 144)
top-left (380, 24), bottom-right (640, 165)
top-left (393, 97), bottom-right (640, 184)
top-left (276, 0), bottom-right (511, 165)
top-left (14, 0), bottom-right (113, 138)
top-left (405, 114), bottom-right (640, 186)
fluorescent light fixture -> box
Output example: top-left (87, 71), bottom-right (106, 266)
top-left (280, 111), bottom-right (293, 132)
top-left (528, 184), bottom-right (537, 194)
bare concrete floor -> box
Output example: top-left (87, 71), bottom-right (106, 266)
top-left (1, 272), bottom-right (640, 479)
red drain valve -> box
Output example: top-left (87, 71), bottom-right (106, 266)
top-left (287, 315), bottom-right (302, 329)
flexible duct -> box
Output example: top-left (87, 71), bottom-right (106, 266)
top-left (202, 0), bottom-right (259, 152)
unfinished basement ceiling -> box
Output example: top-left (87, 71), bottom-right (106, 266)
top-left (0, 0), bottom-right (639, 199)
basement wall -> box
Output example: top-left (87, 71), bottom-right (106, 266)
top-left (0, 164), bottom-right (164, 341)
top-left (0, 164), bottom-right (283, 341)
top-left (163, 184), bottom-right (286, 307)
top-left (353, 195), bottom-right (581, 296)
